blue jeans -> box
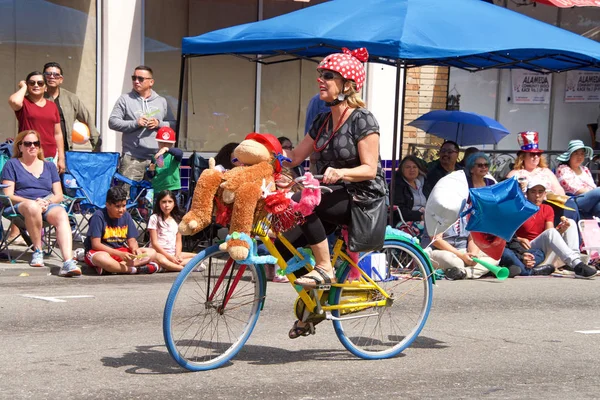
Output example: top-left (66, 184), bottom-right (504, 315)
top-left (573, 188), bottom-right (600, 219)
top-left (501, 247), bottom-right (545, 276)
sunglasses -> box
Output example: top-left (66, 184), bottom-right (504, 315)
top-left (131, 75), bottom-right (152, 83)
top-left (20, 141), bottom-right (41, 148)
top-left (475, 162), bottom-right (489, 168)
top-left (318, 71), bottom-right (340, 81)
top-left (27, 80), bottom-right (45, 87)
top-left (44, 72), bottom-right (62, 78)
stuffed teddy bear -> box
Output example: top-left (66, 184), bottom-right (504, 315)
top-left (179, 133), bottom-right (285, 261)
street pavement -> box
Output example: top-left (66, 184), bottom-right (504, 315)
top-left (1, 256), bottom-right (599, 400)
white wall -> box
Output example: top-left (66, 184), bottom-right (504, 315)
top-left (99, 0), bottom-right (144, 153)
top-left (450, 68), bottom-right (600, 152)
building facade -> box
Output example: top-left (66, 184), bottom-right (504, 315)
top-left (1, 0), bottom-right (598, 164)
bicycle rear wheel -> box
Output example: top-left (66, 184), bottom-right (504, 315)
top-left (163, 245), bottom-right (264, 371)
top-left (331, 239), bottom-right (433, 359)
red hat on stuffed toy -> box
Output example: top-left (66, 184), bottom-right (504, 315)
top-left (318, 47), bottom-right (369, 91)
top-left (517, 131), bottom-right (543, 153)
top-left (244, 132), bottom-right (285, 172)
top-left (156, 127), bottom-right (176, 143)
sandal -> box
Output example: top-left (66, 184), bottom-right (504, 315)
top-left (288, 320), bottom-right (314, 339)
top-left (294, 266), bottom-right (336, 289)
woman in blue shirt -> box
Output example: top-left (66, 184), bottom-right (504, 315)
top-left (1, 130), bottom-right (78, 277)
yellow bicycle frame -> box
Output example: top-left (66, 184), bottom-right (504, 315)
top-left (258, 231), bottom-right (391, 315)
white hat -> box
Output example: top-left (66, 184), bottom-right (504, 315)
top-left (527, 178), bottom-right (547, 190)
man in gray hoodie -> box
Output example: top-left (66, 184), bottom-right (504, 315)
top-left (109, 65), bottom-right (176, 185)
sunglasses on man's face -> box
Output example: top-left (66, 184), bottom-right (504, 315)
top-left (318, 71), bottom-right (340, 81)
top-left (44, 72), bottom-right (62, 78)
top-left (20, 141), bottom-right (41, 148)
top-left (27, 80), bottom-right (45, 87)
top-left (131, 75), bottom-right (152, 83)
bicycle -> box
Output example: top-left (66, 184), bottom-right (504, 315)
top-left (163, 188), bottom-right (435, 371)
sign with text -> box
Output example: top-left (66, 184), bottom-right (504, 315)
top-left (511, 70), bottom-right (552, 104)
top-left (565, 71), bottom-right (600, 103)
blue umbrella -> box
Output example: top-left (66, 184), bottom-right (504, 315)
top-left (407, 110), bottom-right (510, 146)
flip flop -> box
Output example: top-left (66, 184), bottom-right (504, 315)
top-left (294, 266), bottom-right (336, 289)
top-left (288, 320), bottom-right (314, 339)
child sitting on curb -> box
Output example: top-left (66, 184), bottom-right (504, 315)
top-left (84, 186), bottom-right (158, 275)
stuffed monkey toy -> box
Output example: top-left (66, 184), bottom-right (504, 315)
top-left (179, 133), bottom-right (286, 261)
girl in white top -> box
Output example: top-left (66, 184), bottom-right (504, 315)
top-left (148, 190), bottom-right (195, 272)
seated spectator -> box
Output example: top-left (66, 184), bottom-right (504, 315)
top-left (465, 152), bottom-right (495, 188)
top-left (423, 140), bottom-right (462, 198)
top-left (83, 186), bottom-right (158, 275)
top-left (428, 211), bottom-right (498, 280)
top-left (148, 190), bottom-right (195, 272)
top-left (278, 136), bottom-right (304, 178)
top-left (1, 130), bottom-right (79, 277)
top-left (213, 142), bottom-right (239, 172)
top-left (502, 179), bottom-right (596, 278)
top-left (555, 139), bottom-right (600, 219)
top-left (457, 146), bottom-right (479, 169)
top-left (392, 155), bottom-right (427, 237)
top-left (506, 131), bottom-right (579, 226)
top-left (428, 156), bottom-right (500, 280)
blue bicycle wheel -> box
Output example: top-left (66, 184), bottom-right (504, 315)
top-left (163, 245), bottom-right (264, 371)
top-left (331, 239), bottom-right (433, 359)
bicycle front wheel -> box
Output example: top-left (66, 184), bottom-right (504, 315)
top-left (331, 239), bottom-right (433, 359)
top-left (163, 245), bottom-right (264, 371)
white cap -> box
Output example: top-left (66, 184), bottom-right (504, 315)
top-left (527, 178), bottom-right (547, 190)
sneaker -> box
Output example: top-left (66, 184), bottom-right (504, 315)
top-left (59, 259), bottom-right (82, 277)
top-left (137, 262), bottom-right (159, 274)
top-left (272, 274), bottom-right (289, 283)
top-left (507, 265), bottom-right (522, 278)
top-left (95, 266), bottom-right (104, 276)
top-left (531, 264), bottom-right (554, 276)
top-left (444, 267), bottom-right (466, 280)
top-left (29, 249), bottom-right (45, 267)
top-left (573, 262), bottom-right (597, 279)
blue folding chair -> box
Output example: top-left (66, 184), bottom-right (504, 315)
top-left (64, 151), bottom-right (120, 237)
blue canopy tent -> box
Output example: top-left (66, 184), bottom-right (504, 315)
top-left (177, 0), bottom-right (600, 221)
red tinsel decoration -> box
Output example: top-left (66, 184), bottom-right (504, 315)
top-left (215, 197), bottom-right (232, 226)
top-left (264, 191), bottom-right (291, 214)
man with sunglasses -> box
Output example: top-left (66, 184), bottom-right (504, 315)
top-left (109, 65), bottom-right (175, 185)
top-left (43, 62), bottom-right (100, 152)
top-left (423, 140), bottom-right (463, 198)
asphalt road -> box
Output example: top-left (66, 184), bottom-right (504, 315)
top-left (1, 260), bottom-right (599, 400)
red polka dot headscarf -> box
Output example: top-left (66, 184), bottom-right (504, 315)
top-left (318, 47), bottom-right (369, 91)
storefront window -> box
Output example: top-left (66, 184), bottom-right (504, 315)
top-left (144, 0), bottom-right (328, 152)
top-left (0, 0), bottom-right (97, 143)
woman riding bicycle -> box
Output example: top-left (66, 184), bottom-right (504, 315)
top-left (282, 47), bottom-right (387, 338)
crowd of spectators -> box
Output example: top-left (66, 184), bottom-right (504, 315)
top-left (392, 133), bottom-right (599, 280)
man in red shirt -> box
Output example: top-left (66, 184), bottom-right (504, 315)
top-left (513, 179), bottom-right (596, 279)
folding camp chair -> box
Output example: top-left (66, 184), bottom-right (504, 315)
top-left (0, 190), bottom-right (77, 262)
top-left (578, 219), bottom-right (600, 262)
top-left (64, 151), bottom-right (120, 237)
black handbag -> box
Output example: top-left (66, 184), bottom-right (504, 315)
top-left (348, 194), bottom-right (387, 252)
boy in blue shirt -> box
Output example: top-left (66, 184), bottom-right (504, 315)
top-left (84, 186), bottom-right (158, 275)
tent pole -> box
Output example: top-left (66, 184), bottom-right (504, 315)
top-left (175, 54), bottom-right (186, 148)
top-left (388, 61), bottom-right (406, 226)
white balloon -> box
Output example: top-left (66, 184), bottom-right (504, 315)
top-left (425, 170), bottom-right (469, 237)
